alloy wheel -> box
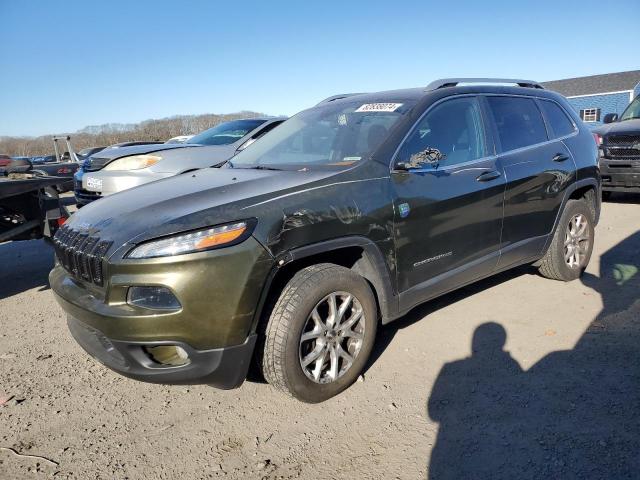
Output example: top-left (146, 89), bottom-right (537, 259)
top-left (564, 213), bottom-right (590, 269)
top-left (298, 291), bottom-right (366, 384)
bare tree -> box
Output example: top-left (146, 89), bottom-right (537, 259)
top-left (0, 111), bottom-right (267, 156)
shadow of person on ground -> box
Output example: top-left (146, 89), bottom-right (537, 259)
top-left (427, 231), bottom-right (640, 479)
top-left (427, 323), bottom-right (526, 479)
top-left (0, 239), bottom-right (53, 300)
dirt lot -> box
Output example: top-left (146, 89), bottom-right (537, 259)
top-left (1, 195), bottom-right (639, 479)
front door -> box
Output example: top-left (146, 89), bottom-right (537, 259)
top-left (391, 96), bottom-right (505, 310)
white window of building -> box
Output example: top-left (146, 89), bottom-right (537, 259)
top-left (580, 108), bottom-right (601, 122)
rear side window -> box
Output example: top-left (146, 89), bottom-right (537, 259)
top-left (487, 96), bottom-right (547, 152)
top-left (539, 99), bottom-right (576, 138)
top-left (398, 96), bottom-right (486, 168)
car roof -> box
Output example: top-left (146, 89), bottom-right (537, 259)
top-left (316, 79), bottom-right (564, 108)
top-left (250, 117), bottom-right (288, 123)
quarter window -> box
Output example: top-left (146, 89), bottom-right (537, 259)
top-left (397, 97), bottom-right (486, 168)
top-left (580, 108), bottom-right (600, 122)
top-left (487, 96), bottom-right (548, 152)
top-left (539, 100), bottom-right (576, 138)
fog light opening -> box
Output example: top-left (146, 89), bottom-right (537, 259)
top-left (127, 286), bottom-right (181, 310)
top-left (144, 345), bottom-right (190, 367)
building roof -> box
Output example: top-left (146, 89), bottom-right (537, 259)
top-left (541, 70), bottom-right (640, 97)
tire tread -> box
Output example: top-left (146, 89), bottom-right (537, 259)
top-left (262, 263), bottom-right (340, 397)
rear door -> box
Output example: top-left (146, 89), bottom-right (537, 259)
top-left (485, 95), bottom-right (576, 269)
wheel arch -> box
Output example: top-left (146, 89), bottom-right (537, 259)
top-left (553, 178), bottom-right (600, 233)
top-left (251, 236), bottom-right (398, 335)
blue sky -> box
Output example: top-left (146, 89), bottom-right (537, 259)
top-left (1, 0), bottom-right (638, 137)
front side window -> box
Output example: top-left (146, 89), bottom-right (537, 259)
top-left (188, 119), bottom-right (267, 146)
top-left (397, 96), bottom-right (487, 168)
top-left (487, 96), bottom-right (547, 152)
top-left (539, 99), bottom-right (576, 138)
top-left (230, 99), bottom-right (416, 169)
top-left (620, 96), bottom-right (640, 121)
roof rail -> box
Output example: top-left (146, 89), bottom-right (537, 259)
top-left (315, 93), bottom-right (366, 106)
top-left (426, 78), bottom-right (544, 91)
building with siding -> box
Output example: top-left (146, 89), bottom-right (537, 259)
top-left (542, 70), bottom-right (640, 126)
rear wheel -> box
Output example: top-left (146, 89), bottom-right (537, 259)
top-left (261, 264), bottom-right (377, 403)
top-left (538, 199), bottom-right (594, 281)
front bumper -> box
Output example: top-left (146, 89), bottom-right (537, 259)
top-left (600, 158), bottom-right (640, 192)
top-left (50, 236), bottom-right (274, 386)
top-left (66, 315), bottom-right (256, 388)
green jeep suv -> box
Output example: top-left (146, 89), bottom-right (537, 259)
top-left (50, 79), bottom-right (600, 402)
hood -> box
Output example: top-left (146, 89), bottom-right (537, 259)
top-left (593, 118), bottom-right (640, 136)
top-left (84, 143), bottom-right (199, 171)
top-left (65, 167), bottom-right (339, 253)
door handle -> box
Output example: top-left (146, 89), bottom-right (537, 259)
top-left (553, 153), bottom-right (569, 162)
top-left (476, 170), bottom-right (501, 182)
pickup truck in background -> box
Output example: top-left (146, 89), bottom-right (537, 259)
top-left (594, 94), bottom-right (640, 198)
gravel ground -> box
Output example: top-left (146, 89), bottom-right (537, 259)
top-left (1, 195), bottom-right (639, 479)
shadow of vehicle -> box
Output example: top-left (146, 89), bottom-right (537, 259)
top-left (426, 231), bottom-right (640, 479)
top-left (602, 191), bottom-right (640, 204)
top-left (365, 265), bottom-right (539, 373)
top-left (0, 239), bottom-right (53, 300)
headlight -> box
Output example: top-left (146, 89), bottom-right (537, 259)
top-left (127, 221), bottom-right (252, 259)
top-left (103, 154), bottom-right (162, 171)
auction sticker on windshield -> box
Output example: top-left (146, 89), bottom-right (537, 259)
top-left (85, 176), bottom-right (103, 191)
top-left (355, 103), bottom-right (403, 113)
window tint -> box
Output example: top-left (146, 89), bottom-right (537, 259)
top-left (487, 97), bottom-right (547, 152)
top-left (539, 100), bottom-right (576, 138)
top-left (398, 97), bottom-right (486, 168)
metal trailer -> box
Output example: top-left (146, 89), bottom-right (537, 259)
top-left (0, 175), bottom-right (70, 243)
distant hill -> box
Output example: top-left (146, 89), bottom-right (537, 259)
top-left (0, 111), bottom-right (267, 157)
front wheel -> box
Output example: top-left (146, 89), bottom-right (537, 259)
top-left (538, 199), bottom-right (595, 281)
top-left (261, 264), bottom-right (377, 403)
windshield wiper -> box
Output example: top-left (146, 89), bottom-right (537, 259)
top-left (245, 165), bottom-right (283, 171)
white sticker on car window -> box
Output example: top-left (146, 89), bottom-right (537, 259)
top-left (355, 103), bottom-right (403, 113)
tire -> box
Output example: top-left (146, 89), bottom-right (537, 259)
top-left (538, 199), bottom-right (595, 281)
top-left (602, 190), bottom-right (612, 201)
top-left (261, 263), bottom-right (377, 403)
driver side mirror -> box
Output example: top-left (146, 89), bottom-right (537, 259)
top-left (396, 147), bottom-right (446, 171)
top-left (603, 113), bottom-right (618, 124)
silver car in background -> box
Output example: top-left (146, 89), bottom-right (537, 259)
top-left (75, 118), bottom-right (286, 205)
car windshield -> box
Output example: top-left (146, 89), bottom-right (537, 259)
top-left (187, 119), bottom-right (266, 146)
top-left (230, 99), bottom-right (416, 169)
top-left (620, 96), bottom-right (640, 121)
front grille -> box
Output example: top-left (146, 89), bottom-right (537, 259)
top-left (605, 134), bottom-right (640, 159)
top-left (606, 135), bottom-right (640, 145)
top-left (53, 226), bottom-right (112, 286)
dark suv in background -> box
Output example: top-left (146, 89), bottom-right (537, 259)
top-left (50, 79), bottom-right (600, 403)
top-left (594, 94), bottom-right (640, 198)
